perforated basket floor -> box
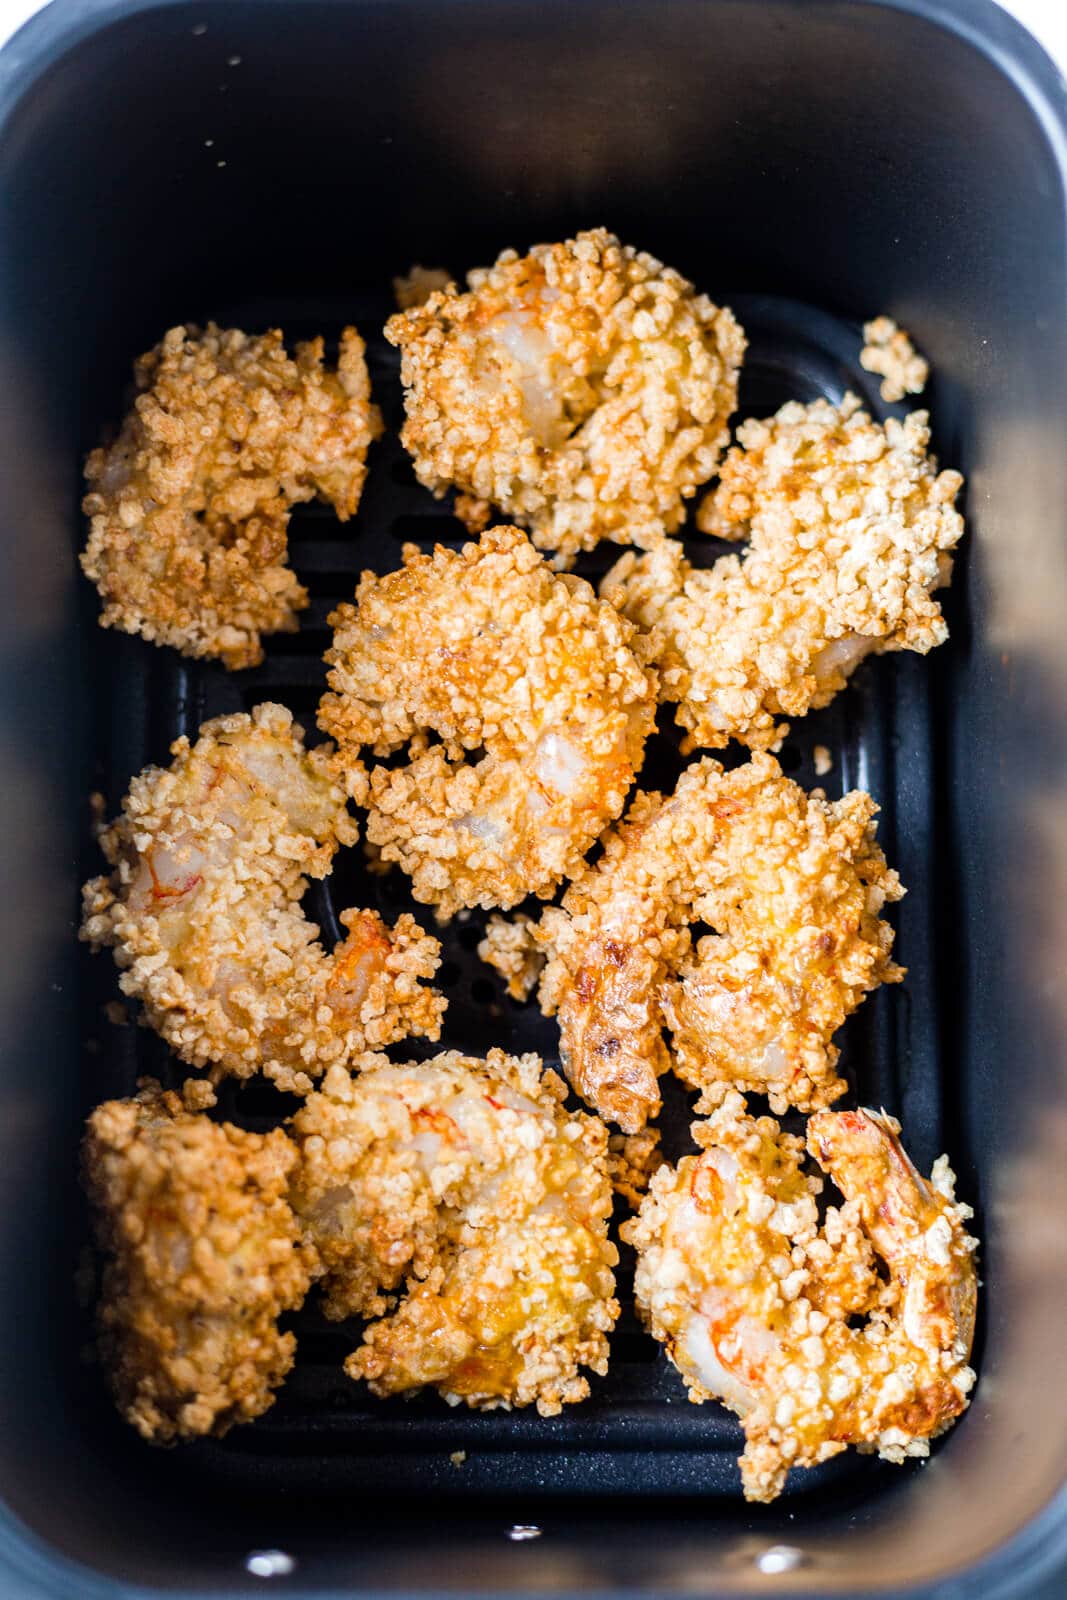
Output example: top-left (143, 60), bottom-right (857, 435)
top-left (81, 291), bottom-right (954, 1502)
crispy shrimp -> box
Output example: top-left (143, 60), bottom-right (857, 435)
top-left (80, 704), bottom-right (444, 1094)
top-left (603, 395), bottom-right (964, 751)
top-left (288, 1051), bottom-right (619, 1414)
top-left (514, 753), bottom-right (902, 1132)
top-left (385, 228), bottom-right (745, 563)
top-left (82, 1081), bottom-right (317, 1442)
top-left (81, 323), bottom-right (382, 669)
top-left (625, 1092), bottom-right (978, 1502)
top-left (319, 525), bottom-right (657, 919)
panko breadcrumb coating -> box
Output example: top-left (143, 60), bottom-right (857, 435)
top-left (603, 396), bottom-right (964, 751)
top-left (319, 525), bottom-right (657, 919)
top-left (521, 753), bottom-right (902, 1131)
top-left (861, 316), bottom-right (929, 403)
top-left (385, 228), bottom-right (745, 562)
top-left (625, 1093), bottom-right (977, 1501)
top-left (80, 704), bottom-right (443, 1094)
top-left (81, 324), bottom-right (382, 669)
top-left (289, 1051), bottom-right (619, 1415)
top-left (83, 1081), bottom-right (317, 1442)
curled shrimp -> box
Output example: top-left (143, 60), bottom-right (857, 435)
top-left (81, 323), bottom-right (382, 669)
top-left (624, 1091), bottom-right (978, 1502)
top-left (492, 752), bottom-right (902, 1132)
top-left (288, 1050), bottom-right (619, 1415)
top-left (80, 703), bottom-right (444, 1094)
top-left (319, 524), bottom-right (657, 919)
top-left (602, 395), bottom-right (964, 751)
top-left (385, 228), bottom-right (745, 563)
top-left (82, 1080), bottom-right (318, 1441)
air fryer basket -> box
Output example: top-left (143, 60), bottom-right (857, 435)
top-left (1, 1), bottom-right (1065, 1596)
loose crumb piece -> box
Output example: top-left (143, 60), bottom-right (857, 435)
top-left (860, 316), bottom-right (929, 403)
top-left (813, 745), bottom-right (834, 777)
top-left (449, 1450), bottom-right (467, 1467)
top-left (478, 913), bottom-right (544, 1001)
top-left (607, 1128), bottom-right (664, 1209)
top-left (103, 1000), bottom-right (129, 1027)
top-left (393, 265), bottom-right (453, 311)
top-left (180, 1077), bottom-right (218, 1112)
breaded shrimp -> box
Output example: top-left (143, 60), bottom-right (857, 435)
top-left (603, 396), bottom-right (964, 751)
top-left (385, 228), bottom-right (745, 562)
top-left (81, 324), bottom-right (382, 669)
top-left (80, 704), bottom-right (444, 1094)
top-left (521, 753), bottom-right (902, 1131)
top-left (319, 525), bottom-right (657, 919)
top-left (625, 1093), bottom-right (978, 1502)
top-left (82, 1081), bottom-right (317, 1441)
top-left (289, 1051), bottom-right (619, 1415)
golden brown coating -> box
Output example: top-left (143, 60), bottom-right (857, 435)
top-left (860, 316), bottom-right (929, 403)
top-left (80, 704), bottom-right (444, 1094)
top-left (81, 324), bottom-right (382, 669)
top-left (624, 1093), bottom-right (978, 1501)
top-left (319, 525), bottom-right (657, 919)
top-left (289, 1052), bottom-right (619, 1415)
top-left (385, 228), bottom-right (745, 562)
top-left (83, 1081), bottom-right (317, 1442)
top-left (522, 753), bottom-right (903, 1131)
top-left (603, 396), bottom-right (964, 751)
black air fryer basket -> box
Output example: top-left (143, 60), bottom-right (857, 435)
top-left (1, 1), bottom-right (1066, 1595)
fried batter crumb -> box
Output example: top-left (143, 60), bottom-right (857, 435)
top-left (605, 395), bottom-right (963, 751)
top-left (861, 315), bottom-right (929, 403)
top-left (449, 1449), bottom-right (467, 1467)
top-left (104, 1000), bottom-right (129, 1027)
top-left (607, 1128), bottom-right (664, 1209)
top-left (454, 493), bottom-right (493, 533)
top-left (813, 744), bottom-right (834, 777)
top-left (180, 1077), bottom-right (218, 1112)
top-left (289, 1051), bottom-right (619, 1415)
top-left (478, 913), bottom-right (544, 1001)
top-left (393, 265), bottom-right (453, 311)
top-left (81, 324), bottom-right (382, 669)
top-left (386, 228), bottom-right (745, 561)
top-left (83, 1081), bottom-right (317, 1442)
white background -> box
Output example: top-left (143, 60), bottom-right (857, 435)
top-left (0, 0), bottom-right (1064, 67)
